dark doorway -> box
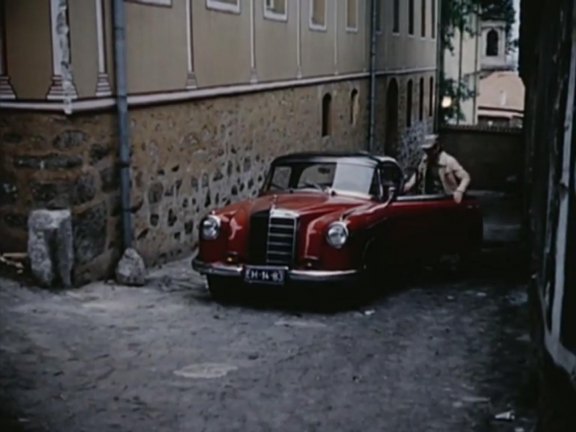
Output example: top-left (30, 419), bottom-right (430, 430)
top-left (385, 79), bottom-right (400, 157)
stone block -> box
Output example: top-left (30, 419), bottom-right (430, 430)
top-left (73, 202), bottom-right (107, 265)
top-left (28, 209), bottom-right (74, 288)
top-left (115, 248), bottom-right (146, 286)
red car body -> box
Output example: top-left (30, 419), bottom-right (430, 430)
top-left (193, 152), bottom-right (483, 293)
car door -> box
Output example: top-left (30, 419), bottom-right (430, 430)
top-left (388, 193), bottom-right (450, 259)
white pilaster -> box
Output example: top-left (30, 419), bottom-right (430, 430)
top-left (0, 1), bottom-right (15, 99)
top-left (297, 0), bottom-right (302, 78)
top-left (47, 0), bottom-right (78, 101)
top-left (250, 0), bottom-right (257, 83)
top-left (185, 0), bottom-right (197, 88)
top-left (95, 0), bottom-right (112, 96)
top-left (334, 0), bottom-right (338, 75)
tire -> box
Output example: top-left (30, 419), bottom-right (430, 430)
top-left (207, 276), bottom-right (240, 302)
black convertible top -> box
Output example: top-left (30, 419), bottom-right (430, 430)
top-left (271, 151), bottom-right (399, 167)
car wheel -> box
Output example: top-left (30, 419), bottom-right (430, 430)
top-left (207, 276), bottom-right (239, 302)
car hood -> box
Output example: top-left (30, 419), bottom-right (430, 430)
top-left (217, 191), bottom-right (371, 225)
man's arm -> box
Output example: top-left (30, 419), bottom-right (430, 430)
top-left (452, 158), bottom-right (471, 193)
top-left (403, 172), bottom-right (417, 193)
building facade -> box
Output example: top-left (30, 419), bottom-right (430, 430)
top-left (0, 0), bottom-right (438, 284)
top-left (442, 8), bottom-right (521, 126)
top-left (520, 0), bottom-right (576, 429)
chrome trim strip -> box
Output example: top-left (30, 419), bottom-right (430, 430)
top-left (192, 259), bottom-right (360, 283)
top-left (192, 259), bottom-right (242, 277)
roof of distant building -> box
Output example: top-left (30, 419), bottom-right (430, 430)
top-left (477, 71), bottom-right (525, 113)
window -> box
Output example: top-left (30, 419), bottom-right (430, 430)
top-left (375, 0), bottom-right (383, 33)
top-left (431, 0), bottom-right (436, 38)
top-left (408, 0), bottom-right (414, 35)
top-left (421, 0), bottom-right (426, 37)
top-left (393, 0), bottom-right (400, 33)
top-left (128, 0), bottom-right (172, 5)
top-left (429, 77), bottom-right (434, 117)
top-left (346, 0), bottom-right (358, 31)
top-left (486, 29), bottom-right (499, 56)
top-left (206, 0), bottom-right (240, 13)
top-left (406, 80), bottom-right (413, 127)
top-left (264, 0), bottom-right (287, 21)
top-left (419, 78), bottom-right (424, 121)
top-left (322, 93), bottom-right (332, 136)
top-left (310, 0), bottom-right (327, 30)
top-left (350, 89), bottom-right (359, 126)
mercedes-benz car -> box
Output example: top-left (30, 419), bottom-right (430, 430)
top-left (192, 152), bottom-right (483, 298)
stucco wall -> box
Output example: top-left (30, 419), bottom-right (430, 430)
top-left (0, 79), bottom-right (371, 283)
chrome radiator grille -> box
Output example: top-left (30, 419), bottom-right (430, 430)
top-left (265, 210), bottom-right (297, 266)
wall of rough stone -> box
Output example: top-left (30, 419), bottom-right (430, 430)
top-left (128, 79), bottom-right (370, 266)
top-left (373, 74), bottom-right (435, 175)
top-left (1, 77), bottom-right (438, 283)
top-left (0, 112), bottom-right (121, 285)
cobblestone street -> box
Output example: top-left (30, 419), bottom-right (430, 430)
top-left (0, 242), bottom-right (537, 432)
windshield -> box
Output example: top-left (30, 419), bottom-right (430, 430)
top-left (265, 161), bottom-right (379, 196)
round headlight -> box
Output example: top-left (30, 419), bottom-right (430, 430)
top-left (326, 222), bottom-right (349, 248)
top-left (201, 215), bottom-right (221, 240)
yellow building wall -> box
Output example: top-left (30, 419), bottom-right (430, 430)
top-left (192, 0), bottom-right (252, 87)
top-left (4, 0), bottom-right (52, 99)
top-left (69, 0), bottom-right (99, 98)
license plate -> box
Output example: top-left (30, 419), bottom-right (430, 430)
top-left (244, 266), bottom-right (286, 285)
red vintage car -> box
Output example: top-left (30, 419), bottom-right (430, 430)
top-left (192, 152), bottom-right (483, 298)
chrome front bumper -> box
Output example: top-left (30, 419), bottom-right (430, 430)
top-left (192, 259), bottom-right (360, 284)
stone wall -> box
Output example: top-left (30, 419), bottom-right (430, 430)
top-left (1, 77), bottom-right (440, 284)
top-left (373, 74), bottom-right (435, 175)
top-left (0, 112), bottom-right (121, 285)
top-left (1, 81), bottom-right (369, 283)
top-left (129, 79), bottom-right (370, 266)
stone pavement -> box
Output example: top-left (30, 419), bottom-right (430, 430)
top-left (0, 242), bottom-right (536, 432)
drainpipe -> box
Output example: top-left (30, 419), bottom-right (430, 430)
top-left (434, 0), bottom-right (443, 132)
top-left (473, 11), bottom-right (480, 123)
top-left (456, 0), bottom-right (464, 126)
top-left (113, 0), bottom-right (133, 250)
top-left (367, 0), bottom-right (378, 152)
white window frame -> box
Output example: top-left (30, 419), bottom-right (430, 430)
top-left (345, 0), bottom-right (359, 33)
top-left (309, 0), bottom-right (327, 32)
top-left (206, 0), bottom-right (241, 14)
top-left (127, 0), bottom-right (172, 6)
top-left (264, 0), bottom-right (288, 22)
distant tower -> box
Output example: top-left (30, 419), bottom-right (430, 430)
top-left (480, 20), bottom-right (512, 72)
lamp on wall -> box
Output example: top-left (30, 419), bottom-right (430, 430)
top-left (441, 95), bottom-right (453, 108)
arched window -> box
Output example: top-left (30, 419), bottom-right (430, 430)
top-left (322, 93), bottom-right (332, 136)
top-left (429, 76), bottom-right (434, 117)
top-left (385, 79), bottom-right (400, 156)
top-left (350, 89), bottom-right (359, 125)
top-left (486, 29), bottom-right (499, 56)
top-left (406, 80), bottom-right (413, 127)
top-left (419, 78), bottom-right (425, 121)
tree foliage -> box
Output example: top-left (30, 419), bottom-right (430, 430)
top-left (441, 0), bottom-right (515, 53)
top-left (439, 0), bottom-right (515, 123)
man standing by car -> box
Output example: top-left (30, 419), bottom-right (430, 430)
top-left (403, 134), bottom-right (471, 203)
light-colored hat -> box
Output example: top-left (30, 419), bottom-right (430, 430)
top-left (420, 134), bottom-right (439, 149)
